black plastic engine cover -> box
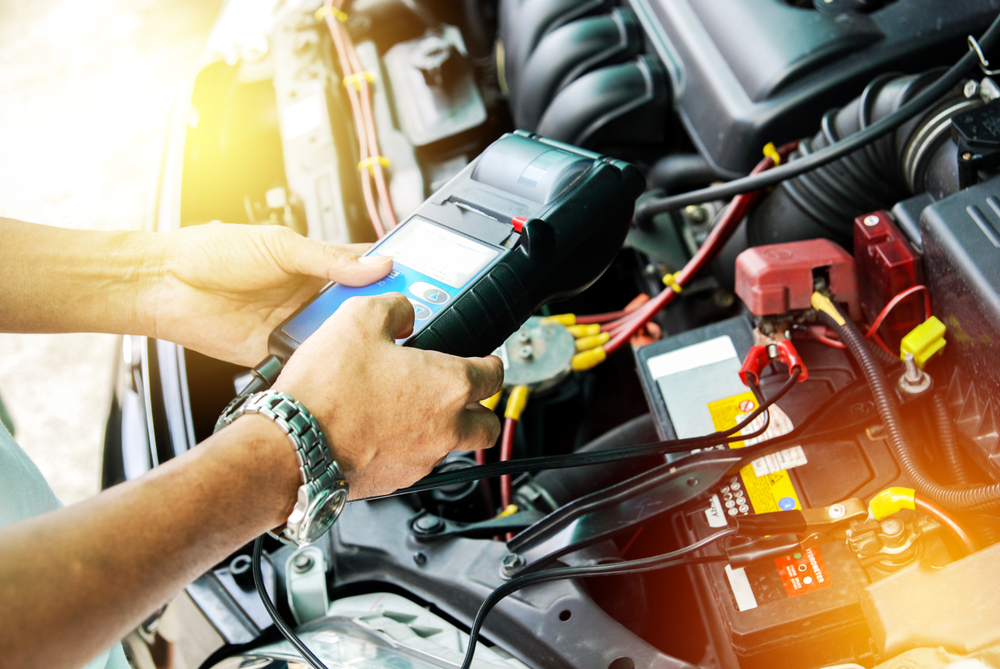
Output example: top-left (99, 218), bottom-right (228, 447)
top-left (921, 176), bottom-right (1000, 477)
top-left (627, 0), bottom-right (999, 174)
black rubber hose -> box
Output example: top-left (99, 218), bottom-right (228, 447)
top-left (933, 392), bottom-right (973, 486)
top-left (648, 154), bottom-right (726, 193)
top-left (818, 305), bottom-right (1000, 510)
top-left (633, 11), bottom-right (1000, 220)
top-left (745, 70), bottom-right (975, 249)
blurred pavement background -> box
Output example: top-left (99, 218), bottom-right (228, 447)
top-left (0, 0), bottom-right (223, 504)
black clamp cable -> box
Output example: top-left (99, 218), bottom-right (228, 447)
top-left (372, 371), bottom-right (800, 500)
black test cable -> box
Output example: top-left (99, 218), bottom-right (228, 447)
top-left (249, 373), bottom-right (792, 669)
top-left (632, 12), bottom-right (1000, 222)
top-left (458, 528), bottom-right (737, 669)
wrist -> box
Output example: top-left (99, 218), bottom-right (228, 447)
top-left (222, 414), bottom-right (303, 528)
top-left (120, 230), bottom-right (167, 339)
top-left (219, 390), bottom-right (350, 543)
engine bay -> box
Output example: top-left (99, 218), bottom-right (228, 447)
top-left (106, 1), bottom-right (1000, 668)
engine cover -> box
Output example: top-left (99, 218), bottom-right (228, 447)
top-left (627, 0), bottom-right (998, 174)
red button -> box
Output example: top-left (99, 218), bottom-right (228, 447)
top-left (511, 216), bottom-right (527, 233)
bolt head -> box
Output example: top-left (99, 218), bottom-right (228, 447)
top-left (413, 514), bottom-right (445, 534)
top-left (880, 518), bottom-right (905, 537)
top-left (863, 214), bottom-right (880, 227)
top-left (518, 345), bottom-right (534, 360)
top-left (500, 553), bottom-right (526, 576)
top-left (292, 553), bottom-right (315, 573)
top-left (684, 205), bottom-right (708, 223)
top-left (828, 503), bottom-right (846, 519)
top-left (965, 80), bottom-right (981, 98)
top-left (413, 552), bottom-right (427, 566)
top-left (686, 476), bottom-right (700, 487)
top-left (517, 330), bottom-right (532, 344)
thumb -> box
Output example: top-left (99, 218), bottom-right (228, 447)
top-left (285, 235), bottom-right (393, 286)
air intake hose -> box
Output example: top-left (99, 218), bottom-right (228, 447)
top-left (748, 71), bottom-right (979, 249)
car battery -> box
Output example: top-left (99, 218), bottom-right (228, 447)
top-left (636, 316), bottom-right (913, 669)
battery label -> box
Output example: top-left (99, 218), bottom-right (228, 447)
top-left (707, 391), bottom-right (800, 514)
top-left (775, 547), bottom-right (832, 597)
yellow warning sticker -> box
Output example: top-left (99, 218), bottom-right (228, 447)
top-left (707, 391), bottom-right (801, 514)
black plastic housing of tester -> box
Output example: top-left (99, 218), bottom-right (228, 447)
top-left (270, 131), bottom-right (644, 361)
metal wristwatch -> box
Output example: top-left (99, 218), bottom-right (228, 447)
top-left (218, 390), bottom-right (349, 545)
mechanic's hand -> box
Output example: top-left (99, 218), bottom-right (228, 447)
top-left (272, 293), bottom-right (504, 499)
top-left (148, 222), bottom-right (392, 366)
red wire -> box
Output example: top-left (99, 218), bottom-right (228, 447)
top-left (321, 1), bottom-right (394, 237)
top-left (499, 417), bottom-right (516, 510)
top-left (914, 496), bottom-right (977, 554)
top-left (341, 26), bottom-right (398, 231)
top-left (865, 285), bottom-right (931, 339)
top-left (602, 142), bottom-right (799, 355)
top-left (575, 294), bottom-right (649, 326)
top-left (619, 527), bottom-right (644, 557)
top-left (809, 328), bottom-right (847, 349)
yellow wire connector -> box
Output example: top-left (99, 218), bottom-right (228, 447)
top-left (811, 291), bottom-right (846, 326)
top-left (763, 142), bottom-right (782, 166)
top-left (358, 156), bottom-right (391, 173)
top-left (343, 71), bottom-right (375, 91)
top-left (496, 504), bottom-right (519, 518)
top-left (542, 314), bottom-right (576, 326)
top-left (662, 272), bottom-right (684, 293)
top-left (575, 332), bottom-right (610, 352)
top-left (868, 487), bottom-right (916, 521)
top-left (572, 346), bottom-right (607, 372)
top-left (480, 390), bottom-right (502, 412)
top-left (315, 6), bottom-right (348, 22)
top-left (568, 323), bottom-right (601, 338)
top-left (900, 316), bottom-right (946, 369)
top-left (504, 385), bottom-right (531, 421)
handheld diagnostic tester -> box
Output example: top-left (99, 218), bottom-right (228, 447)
top-left (269, 131), bottom-right (644, 362)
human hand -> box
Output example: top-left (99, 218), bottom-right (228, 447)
top-left (271, 293), bottom-right (504, 499)
top-left (149, 223), bottom-right (392, 366)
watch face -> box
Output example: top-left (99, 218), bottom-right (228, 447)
top-left (300, 484), bottom-right (349, 545)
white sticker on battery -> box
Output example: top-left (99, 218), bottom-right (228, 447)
top-left (725, 564), bottom-right (758, 612)
top-left (750, 445), bottom-right (808, 477)
top-left (705, 494), bottom-right (727, 528)
top-left (646, 336), bottom-right (739, 378)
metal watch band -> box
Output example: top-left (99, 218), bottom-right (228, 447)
top-left (222, 390), bottom-right (348, 545)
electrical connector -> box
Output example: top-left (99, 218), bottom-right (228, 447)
top-left (575, 332), bottom-right (610, 351)
top-left (900, 316), bottom-right (946, 369)
top-left (568, 324), bottom-right (601, 338)
top-left (867, 487), bottom-right (916, 521)
top-left (542, 314), bottom-right (576, 326)
top-left (504, 385), bottom-right (531, 421)
top-left (572, 347), bottom-right (607, 371)
top-left (480, 390), bottom-right (502, 412)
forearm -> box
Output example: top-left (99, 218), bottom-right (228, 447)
top-left (0, 416), bottom-right (299, 669)
top-left (0, 217), bottom-right (160, 335)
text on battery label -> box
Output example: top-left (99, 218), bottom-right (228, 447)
top-left (750, 445), bottom-right (808, 477)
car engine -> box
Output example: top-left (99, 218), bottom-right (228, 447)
top-left (105, 1), bottom-right (1000, 669)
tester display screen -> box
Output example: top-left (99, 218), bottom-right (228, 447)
top-left (281, 218), bottom-right (502, 344)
